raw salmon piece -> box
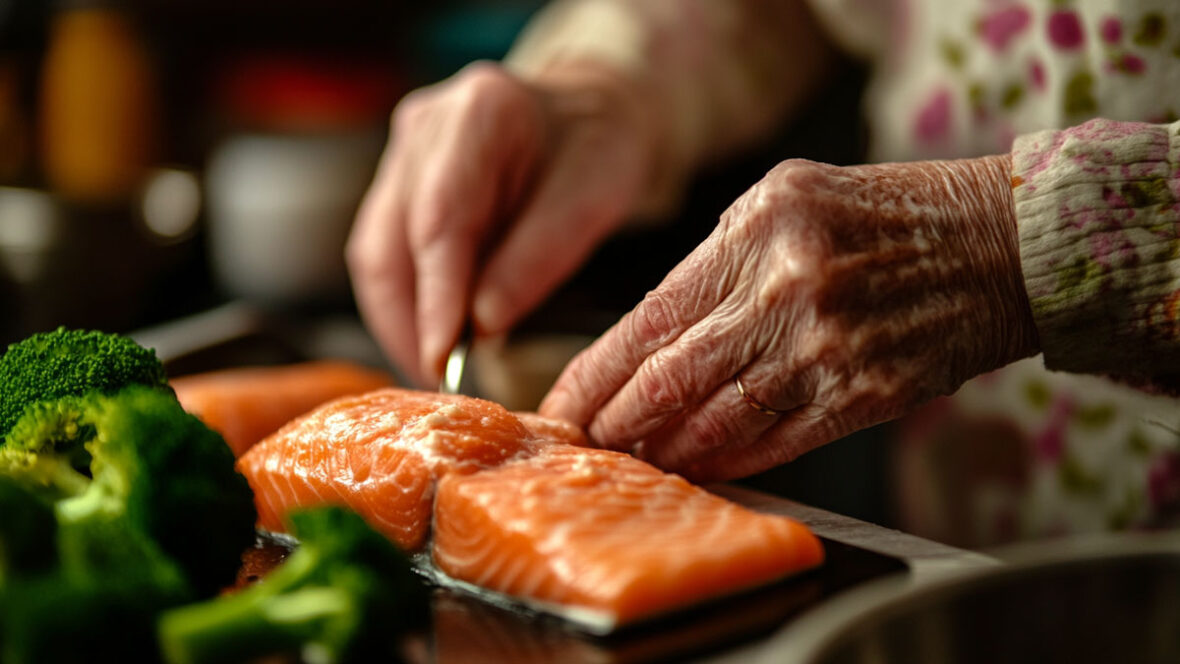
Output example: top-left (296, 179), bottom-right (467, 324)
top-left (512, 411), bottom-right (588, 448)
top-left (432, 445), bottom-right (824, 629)
top-left (236, 388), bottom-right (572, 551)
top-left (171, 361), bottom-right (394, 456)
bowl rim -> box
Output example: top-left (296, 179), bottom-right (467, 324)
top-left (754, 531), bottom-right (1180, 664)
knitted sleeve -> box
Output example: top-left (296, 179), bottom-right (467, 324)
top-left (1013, 118), bottom-right (1180, 377)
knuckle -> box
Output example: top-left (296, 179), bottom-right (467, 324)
top-left (344, 229), bottom-right (391, 281)
top-left (769, 158), bottom-right (825, 193)
top-left (750, 159), bottom-right (830, 222)
top-left (455, 62), bottom-right (522, 112)
top-left (406, 204), bottom-right (453, 253)
top-left (720, 169), bottom-right (813, 240)
top-left (457, 59), bottom-right (505, 85)
top-left (629, 290), bottom-right (680, 348)
top-left (391, 90), bottom-right (429, 131)
top-left (634, 355), bottom-right (688, 414)
top-left (391, 63), bottom-right (522, 132)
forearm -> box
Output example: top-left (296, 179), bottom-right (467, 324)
top-left (505, 0), bottom-right (838, 209)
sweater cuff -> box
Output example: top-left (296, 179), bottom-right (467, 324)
top-left (1013, 118), bottom-right (1180, 375)
top-left (504, 0), bottom-right (648, 79)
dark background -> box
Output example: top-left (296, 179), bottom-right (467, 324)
top-left (0, 0), bottom-right (890, 526)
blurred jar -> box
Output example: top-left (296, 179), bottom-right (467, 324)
top-left (205, 56), bottom-right (401, 308)
top-left (39, 0), bottom-right (158, 203)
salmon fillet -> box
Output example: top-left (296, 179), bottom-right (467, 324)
top-left (236, 386), bottom-right (822, 629)
top-left (236, 388), bottom-right (583, 551)
top-left (172, 361), bottom-right (394, 456)
top-left (432, 445), bottom-right (824, 628)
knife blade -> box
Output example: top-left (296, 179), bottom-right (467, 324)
top-left (438, 325), bottom-right (473, 395)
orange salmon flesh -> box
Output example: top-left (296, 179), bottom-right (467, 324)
top-left (235, 387), bottom-right (824, 628)
top-left (172, 360), bottom-right (395, 457)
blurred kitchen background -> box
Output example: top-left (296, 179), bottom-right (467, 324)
top-left (0, 0), bottom-right (888, 524)
top-left (0, 0), bottom-right (543, 342)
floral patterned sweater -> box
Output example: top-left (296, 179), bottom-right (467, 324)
top-left (811, 0), bottom-right (1180, 545)
top-left (508, 0), bottom-right (1180, 545)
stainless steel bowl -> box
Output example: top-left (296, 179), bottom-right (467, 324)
top-left (761, 533), bottom-right (1180, 664)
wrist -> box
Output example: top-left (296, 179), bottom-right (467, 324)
top-left (967, 154), bottom-right (1041, 368)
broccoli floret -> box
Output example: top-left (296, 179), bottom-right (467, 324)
top-left (0, 327), bottom-right (170, 442)
top-left (0, 328), bottom-right (261, 662)
top-left (0, 386), bottom-right (257, 597)
top-left (55, 512), bottom-right (193, 598)
top-left (159, 507), bottom-right (429, 664)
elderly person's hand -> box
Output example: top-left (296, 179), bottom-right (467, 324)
top-left (347, 61), bottom-right (662, 386)
top-left (540, 156), bottom-right (1040, 482)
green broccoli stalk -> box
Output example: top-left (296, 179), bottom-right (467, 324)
top-left (0, 327), bottom-right (170, 442)
top-left (0, 476), bottom-right (56, 582)
top-left (0, 475), bottom-right (191, 664)
top-left (1, 562), bottom-right (185, 664)
top-left (0, 386), bottom-right (257, 597)
top-left (159, 507), bottom-right (429, 664)
top-left (0, 521), bottom-right (192, 664)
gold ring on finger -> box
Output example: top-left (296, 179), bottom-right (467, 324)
top-left (734, 376), bottom-right (787, 416)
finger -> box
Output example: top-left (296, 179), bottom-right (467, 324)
top-left (681, 363), bottom-right (919, 482)
top-left (631, 358), bottom-right (813, 469)
top-left (585, 301), bottom-right (764, 449)
top-left (347, 142), bottom-right (422, 385)
top-left (538, 234), bottom-right (735, 429)
top-left (673, 401), bottom-right (838, 483)
top-left (407, 71), bottom-right (545, 383)
top-left (471, 142), bottom-right (636, 337)
top-left (407, 139), bottom-right (499, 382)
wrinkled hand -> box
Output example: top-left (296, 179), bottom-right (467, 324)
top-left (348, 62), bottom-right (658, 386)
top-left (540, 156), bottom-right (1039, 482)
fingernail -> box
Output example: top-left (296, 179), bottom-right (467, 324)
top-left (473, 288), bottom-right (509, 336)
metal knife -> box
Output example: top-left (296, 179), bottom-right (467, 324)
top-left (438, 324), bottom-right (473, 395)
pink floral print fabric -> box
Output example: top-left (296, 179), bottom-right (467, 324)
top-left (808, 0), bottom-right (1180, 545)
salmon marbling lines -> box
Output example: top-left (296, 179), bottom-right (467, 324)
top-left (236, 387), bottom-right (823, 629)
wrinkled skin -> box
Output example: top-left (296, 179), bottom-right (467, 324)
top-left (347, 62), bottom-right (659, 386)
top-left (540, 156), bottom-right (1040, 482)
